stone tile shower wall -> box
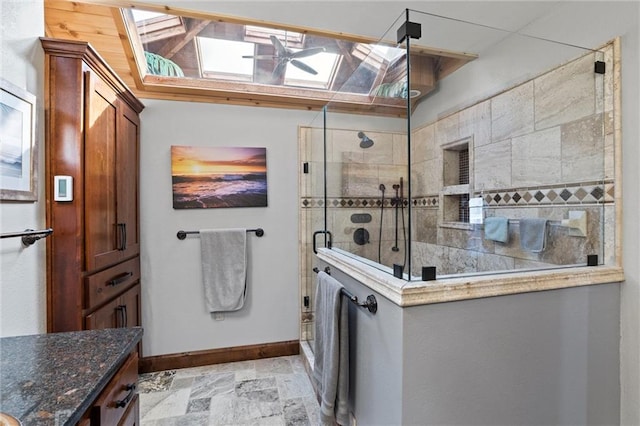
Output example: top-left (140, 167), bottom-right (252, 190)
top-left (411, 43), bottom-right (615, 276)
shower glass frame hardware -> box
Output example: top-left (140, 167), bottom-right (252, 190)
top-left (301, 7), bottom-right (612, 284)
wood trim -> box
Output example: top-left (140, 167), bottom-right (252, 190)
top-left (40, 37), bottom-right (145, 113)
top-left (138, 340), bottom-right (300, 373)
top-left (73, 0), bottom-right (478, 61)
top-left (111, 7), bottom-right (148, 90)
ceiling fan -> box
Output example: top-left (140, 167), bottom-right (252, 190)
top-left (243, 35), bottom-right (326, 80)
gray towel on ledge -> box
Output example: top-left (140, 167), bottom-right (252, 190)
top-left (200, 228), bottom-right (247, 313)
top-left (519, 218), bottom-right (548, 253)
top-left (313, 271), bottom-right (349, 426)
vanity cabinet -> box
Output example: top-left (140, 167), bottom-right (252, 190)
top-left (78, 352), bottom-right (139, 426)
top-left (42, 38), bottom-right (144, 336)
top-left (90, 352), bottom-right (139, 426)
top-left (0, 328), bottom-right (143, 425)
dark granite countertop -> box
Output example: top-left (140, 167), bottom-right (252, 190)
top-left (0, 327), bottom-right (143, 425)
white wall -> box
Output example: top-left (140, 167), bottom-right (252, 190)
top-left (139, 100), bottom-right (316, 356)
top-left (619, 17), bottom-right (640, 426)
top-left (0, 0), bottom-right (46, 337)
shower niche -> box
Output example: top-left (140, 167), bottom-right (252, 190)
top-left (440, 137), bottom-right (473, 226)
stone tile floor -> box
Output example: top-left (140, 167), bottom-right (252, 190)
top-left (138, 355), bottom-right (320, 425)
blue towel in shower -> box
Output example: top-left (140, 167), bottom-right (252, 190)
top-left (484, 216), bottom-right (509, 243)
top-left (519, 218), bottom-right (548, 252)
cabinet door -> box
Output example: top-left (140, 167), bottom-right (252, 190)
top-left (117, 103), bottom-right (141, 260)
top-left (119, 395), bottom-right (140, 426)
top-left (120, 283), bottom-right (142, 356)
top-left (84, 70), bottom-right (121, 272)
top-left (85, 297), bottom-right (121, 330)
top-left (120, 282), bottom-right (141, 329)
top-left (85, 284), bottom-right (140, 330)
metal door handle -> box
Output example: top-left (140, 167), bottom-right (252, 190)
top-left (114, 383), bottom-right (136, 408)
top-left (116, 305), bottom-right (126, 327)
top-left (312, 230), bottom-right (333, 254)
top-left (107, 272), bottom-right (133, 287)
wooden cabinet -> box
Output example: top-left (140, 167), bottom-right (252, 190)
top-left (84, 72), bottom-right (141, 272)
top-left (42, 38), bottom-right (144, 337)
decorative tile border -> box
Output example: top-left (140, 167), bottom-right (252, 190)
top-left (300, 181), bottom-right (614, 209)
top-left (481, 181), bottom-right (614, 207)
top-left (300, 196), bottom-right (439, 209)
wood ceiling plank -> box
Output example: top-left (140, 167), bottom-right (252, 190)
top-left (135, 89), bottom-right (405, 117)
top-left (100, 57), bottom-right (132, 69)
top-left (45, 11), bottom-right (120, 38)
top-left (142, 75), bottom-right (406, 109)
top-left (47, 32), bottom-right (122, 50)
top-left (45, 1), bottom-right (114, 17)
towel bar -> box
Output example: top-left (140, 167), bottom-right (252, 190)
top-left (0, 228), bottom-right (53, 247)
top-left (177, 228), bottom-right (264, 240)
top-left (313, 266), bottom-right (378, 314)
top-left (506, 215), bottom-right (586, 236)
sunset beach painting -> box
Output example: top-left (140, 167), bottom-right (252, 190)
top-left (171, 146), bottom-right (267, 209)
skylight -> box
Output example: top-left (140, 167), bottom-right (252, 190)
top-left (129, 10), bottom-right (397, 92)
top-left (131, 10), bottom-right (166, 22)
top-left (284, 51), bottom-right (340, 89)
top-left (120, 6), bottom-right (477, 114)
top-left (197, 37), bottom-right (255, 81)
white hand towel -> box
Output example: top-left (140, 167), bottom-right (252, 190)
top-left (200, 228), bottom-right (246, 313)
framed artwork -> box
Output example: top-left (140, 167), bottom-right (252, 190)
top-left (0, 78), bottom-right (37, 201)
top-left (171, 146), bottom-right (267, 209)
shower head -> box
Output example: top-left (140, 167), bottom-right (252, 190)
top-left (379, 184), bottom-right (386, 192)
top-left (357, 131), bottom-right (374, 148)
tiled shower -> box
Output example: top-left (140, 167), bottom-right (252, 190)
top-left (299, 41), bottom-right (616, 345)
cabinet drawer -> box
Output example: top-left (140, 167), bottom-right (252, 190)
top-left (91, 352), bottom-right (138, 426)
top-left (85, 283), bottom-right (140, 330)
top-left (85, 257), bottom-right (140, 310)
